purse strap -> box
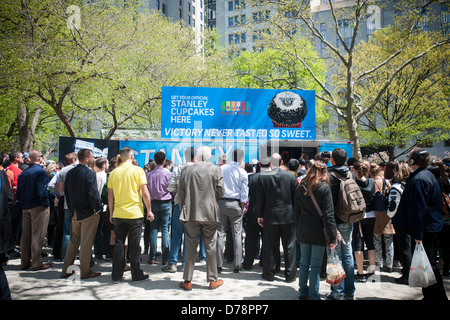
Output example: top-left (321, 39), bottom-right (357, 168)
top-left (309, 190), bottom-right (324, 220)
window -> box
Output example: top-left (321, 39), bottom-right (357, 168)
top-left (156, 0), bottom-right (160, 10)
top-left (442, 4), bottom-right (450, 36)
top-left (229, 1), bottom-right (233, 11)
top-left (188, 2), bottom-right (191, 12)
top-left (337, 19), bottom-right (353, 47)
top-left (229, 17), bottom-right (234, 27)
top-left (162, 3), bottom-right (166, 14)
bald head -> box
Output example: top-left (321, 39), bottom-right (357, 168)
top-left (271, 153), bottom-right (282, 168)
top-left (29, 150), bottom-right (42, 163)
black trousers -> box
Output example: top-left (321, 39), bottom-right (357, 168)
top-left (261, 223), bottom-right (297, 281)
top-left (243, 219), bottom-right (263, 269)
top-left (395, 226), bottom-right (412, 278)
top-left (421, 232), bottom-right (448, 301)
top-left (112, 217), bottom-right (145, 282)
top-left (52, 198), bottom-right (65, 259)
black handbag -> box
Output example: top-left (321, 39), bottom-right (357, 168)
top-left (373, 179), bottom-right (389, 211)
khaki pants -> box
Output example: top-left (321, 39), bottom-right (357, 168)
top-left (183, 222), bottom-right (219, 283)
top-left (21, 206), bottom-right (50, 269)
top-left (62, 212), bottom-right (100, 278)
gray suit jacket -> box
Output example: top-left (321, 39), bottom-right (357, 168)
top-left (178, 161), bottom-right (225, 223)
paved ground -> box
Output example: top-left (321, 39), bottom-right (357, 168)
top-left (4, 243), bottom-right (449, 301)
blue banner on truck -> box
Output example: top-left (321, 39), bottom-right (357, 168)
top-left (120, 139), bottom-right (260, 166)
top-left (161, 86), bottom-right (316, 140)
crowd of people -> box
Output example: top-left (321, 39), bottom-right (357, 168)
top-left (0, 145), bottom-right (449, 300)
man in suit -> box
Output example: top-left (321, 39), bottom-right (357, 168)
top-left (178, 146), bottom-right (225, 290)
top-left (242, 161), bottom-right (267, 270)
top-left (61, 149), bottom-right (103, 279)
top-left (256, 153), bottom-right (298, 282)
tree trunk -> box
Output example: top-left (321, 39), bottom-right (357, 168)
top-left (347, 116), bottom-right (362, 160)
top-left (17, 104), bottom-right (43, 152)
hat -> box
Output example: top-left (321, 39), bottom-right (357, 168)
top-left (23, 152), bottom-right (30, 159)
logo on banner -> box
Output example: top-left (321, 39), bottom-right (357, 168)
top-left (221, 101), bottom-right (251, 115)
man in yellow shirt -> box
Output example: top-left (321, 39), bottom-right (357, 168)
top-left (108, 147), bottom-right (154, 283)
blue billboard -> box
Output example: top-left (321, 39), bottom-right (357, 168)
top-left (161, 86), bottom-right (316, 140)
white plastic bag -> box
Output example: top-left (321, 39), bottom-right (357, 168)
top-left (408, 242), bottom-right (436, 288)
top-left (326, 249), bottom-right (346, 286)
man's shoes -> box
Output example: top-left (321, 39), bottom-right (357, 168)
top-left (21, 264), bottom-right (31, 270)
top-left (242, 264), bottom-right (252, 271)
top-left (81, 271), bottom-right (101, 279)
top-left (179, 281), bottom-right (192, 291)
top-left (285, 276), bottom-right (296, 283)
top-left (113, 277), bottom-right (124, 284)
top-left (148, 260), bottom-right (157, 266)
top-left (162, 264), bottom-right (177, 273)
top-left (132, 274), bottom-right (149, 283)
top-left (31, 263), bottom-right (52, 271)
top-left (209, 279), bottom-right (224, 290)
top-left (61, 271), bottom-right (75, 278)
top-left (261, 274), bottom-right (275, 282)
top-left (217, 267), bottom-right (222, 273)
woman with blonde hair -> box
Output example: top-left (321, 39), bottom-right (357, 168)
top-left (370, 163), bottom-right (394, 272)
top-left (294, 160), bottom-right (337, 300)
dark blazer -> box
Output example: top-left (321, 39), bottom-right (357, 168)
top-left (294, 181), bottom-right (337, 246)
top-left (255, 168), bottom-right (298, 225)
top-left (64, 164), bottom-right (102, 221)
top-left (246, 171), bottom-right (261, 222)
top-left (16, 163), bottom-right (49, 210)
top-left (0, 170), bottom-right (15, 255)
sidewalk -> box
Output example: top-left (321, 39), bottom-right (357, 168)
top-left (4, 245), bottom-right (448, 301)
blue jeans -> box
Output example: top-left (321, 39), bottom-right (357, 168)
top-left (62, 209), bottom-right (72, 261)
top-left (149, 200), bottom-right (171, 262)
top-left (299, 243), bottom-right (325, 300)
top-left (327, 223), bottom-right (355, 299)
top-left (167, 204), bottom-right (185, 266)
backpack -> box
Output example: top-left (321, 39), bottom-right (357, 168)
top-left (330, 171), bottom-right (366, 223)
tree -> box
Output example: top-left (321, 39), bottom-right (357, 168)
top-left (354, 28), bottom-right (450, 159)
top-left (230, 36), bottom-right (329, 124)
top-left (0, 0), bottom-right (232, 150)
top-left (245, 0), bottom-right (450, 159)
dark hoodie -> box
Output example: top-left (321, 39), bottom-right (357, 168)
top-left (328, 165), bottom-right (350, 224)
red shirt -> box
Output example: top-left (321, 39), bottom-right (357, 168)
top-left (6, 163), bottom-right (22, 196)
